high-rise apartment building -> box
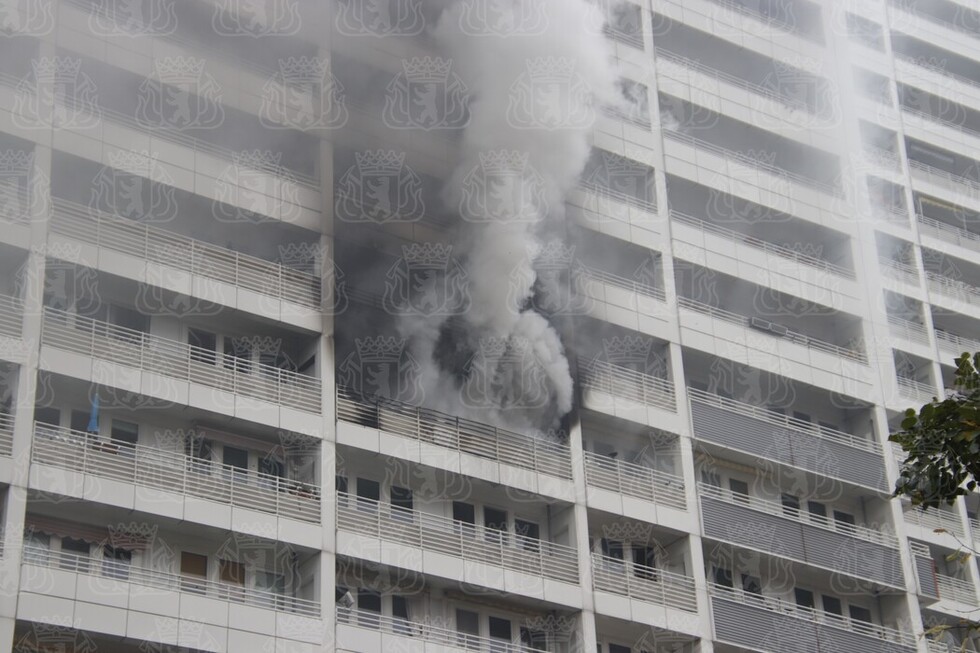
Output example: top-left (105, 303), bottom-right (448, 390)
top-left (0, 0), bottom-right (978, 651)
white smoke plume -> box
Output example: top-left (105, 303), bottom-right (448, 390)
top-left (397, 0), bottom-right (619, 434)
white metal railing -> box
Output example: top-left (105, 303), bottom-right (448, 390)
top-left (337, 493), bottom-right (578, 584)
top-left (887, 315), bottom-right (930, 344)
top-left (670, 210), bottom-right (854, 279)
top-left (878, 257), bottom-right (920, 284)
top-left (937, 573), bottom-right (979, 605)
top-left (0, 293), bottom-right (23, 339)
top-left (664, 130), bottom-right (842, 196)
top-left (889, 0), bottom-right (980, 37)
top-left (903, 505), bottom-right (965, 536)
top-left (21, 544), bottom-right (320, 616)
top-left (701, 0), bottom-right (820, 41)
top-left (917, 214), bottom-right (980, 254)
top-left (897, 376), bottom-right (937, 402)
top-left (601, 104), bottom-right (651, 130)
top-left (0, 178), bottom-right (30, 224)
top-left (578, 265), bottom-right (666, 302)
top-left (927, 272), bottom-right (980, 307)
top-left (909, 159), bottom-right (980, 196)
top-left (678, 296), bottom-right (868, 363)
top-left (583, 451), bottom-right (686, 510)
top-left (576, 181), bottom-right (657, 214)
top-left (687, 388), bottom-right (881, 454)
top-left (896, 52), bottom-right (980, 93)
top-left (579, 359), bottom-right (676, 411)
top-left (592, 553), bottom-right (697, 612)
top-left (654, 48), bottom-right (815, 114)
top-left (903, 105), bottom-right (980, 142)
top-left (50, 199), bottom-right (321, 309)
top-left (698, 483), bottom-right (897, 547)
top-left (336, 606), bottom-right (549, 652)
top-left (31, 422), bottom-right (320, 522)
top-left (336, 387), bottom-right (572, 479)
top-left (40, 307), bottom-right (322, 413)
top-left (935, 329), bottom-right (980, 354)
top-left (709, 583), bottom-right (915, 647)
top-left (873, 205), bottom-right (911, 225)
top-left (971, 516), bottom-right (980, 539)
top-left (0, 412), bottom-right (12, 457)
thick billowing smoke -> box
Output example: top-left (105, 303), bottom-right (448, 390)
top-left (397, 0), bottom-right (618, 434)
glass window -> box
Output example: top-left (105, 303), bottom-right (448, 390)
top-left (356, 477), bottom-right (380, 510)
top-left (60, 537), bottom-right (90, 572)
top-left (357, 589), bottom-right (381, 628)
top-left (110, 419), bottom-right (138, 452)
top-left (515, 519), bottom-right (540, 551)
top-left (456, 609), bottom-right (480, 648)
top-left (794, 588), bottom-right (815, 610)
top-left (70, 409), bottom-right (90, 433)
top-left (220, 559), bottom-right (245, 586)
top-left (729, 478), bottom-right (749, 502)
top-left (180, 551), bottom-right (208, 594)
top-left (834, 511), bottom-right (856, 527)
top-left (713, 566), bottom-right (734, 588)
top-left (189, 328), bottom-right (217, 365)
top-left (807, 501), bottom-right (827, 521)
top-left (601, 539), bottom-right (624, 560)
top-left (224, 337), bottom-right (251, 374)
top-left (822, 595), bottom-right (842, 616)
top-left (488, 616), bottom-right (511, 640)
top-left (392, 595), bottom-right (411, 634)
top-left (484, 507), bottom-right (507, 543)
top-left (742, 574), bottom-right (762, 595)
top-left (34, 407), bottom-right (59, 426)
top-left (781, 494), bottom-right (801, 515)
top-left (453, 501), bottom-right (476, 533)
top-left (849, 605), bottom-right (872, 623)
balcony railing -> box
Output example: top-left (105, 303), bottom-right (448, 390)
top-left (579, 360), bottom-right (676, 412)
top-left (670, 210), bottom-right (854, 279)
top-left (336, 606), bottom-right (549, 653)
top-left (862, 145), bottom-right (902, 171)
top-left (688, 388), bottom-right (880, 454)
top-left (897, 375), bottom-right (936, 402)
top-left (31, 422), bottom-right (320, 522)
top-left (601, 105), bottom-right (652, 130)
top-left (936, 573), bottom-right (979, 605)
top-left (909, 159), bottom-right (980, 197)
top-left (664, 130), bottom-right (842, 196)
top-left (698, 483), bottom-right (897, 548)
top-left (591, 553), bottom-right (697, 612)
top-left (904, 505), bottom-right (965, 537)
top-left (896, 53), bottom-right (980, 93)
top-left (575, 181), bottom-right (657, 214)
top-left (903, 105), bottom-right (980, 142)
top-left (50, 199), bottom-right (321, 309)
top-left (40, 307), bottom-right (322, 413)
top-left (878, 257), bottom-right (920, 284)
top-left (873, 205), bottom-right (911, 226)
top-left (337, 493), bottom-right (578, 585)
top-left (336, 387), bottom-right (572, 480)
top-left (578, 265), bottom-right (666, 302)
top-left (917, 214), bottom-right (980, 254)
top-left (583, 451), bottom-right (686, 510)
top-left (887, 315), bottom-right (930, 344)
top-left (22, 544), bottom-right (320, 616)
top-left (709, 583), bottom-right (916, 648)
top-left (654, 48), bottom-right (814, 114)
top-left (678, 296), bottom-right (867, 363)
top-left (0, 293), bottom-right (23, 339)
top-left (927, 272), bottom-right (980, 307)
top-left (935, 329), bottom-right (980, 354)
top-left (0, 412), bottom-right (12, 457)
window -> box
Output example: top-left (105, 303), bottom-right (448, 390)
top-left (60, 537), bottom-right (90, 572)
top-left (357, 589), bottom-right (381, 628)
top-left (742, 574), bottom-right (762, 595)
top-left (356, 477), bottom-right (379, 511)
top-left (794, 588), bottom-right (815, 610)
top-left (220, 559), bottom-right (245, 585)
top-left (822, 595), bottom-right (842, 616)
top-left (456, 609), bottom-right (480, 649)
top-left (71, 409), bottom-right (90, 433)
top-left (454, 501), bottom-right (476, 537)
top-left (103, 545), bottom-right (131, 580)
top-left (807, 501), bottom-right (827, 520)
top-left (729, 478), bottom-right (749, 503)
top-left (633, 545), bottom-right (658, 580)
top-left (224, 337), bottom-right (251, 374)
top-left (111, 419), bottom-right (138, 453)
top-left (34, 407), bottom-right (59, 427)
top-left (391, 486), bottom-right (413, 519)
top-left (609, 646), bottom-right (631, 653)
top-left (713, 566), bottom-right (733, 588)
top-left (489, 616), bottom-right (512, 643)
top-left (392, 595), bottom-right (411, 633)
top-left (833, 511), bottom-right (856, 528)
top-left (781, 494), bottom-right (801, 515)
top-left (601, 538), bottom-right (625, 560)
top-left (189, 328), bottom-right (217, 365)
top-left (256, 570), bottom-right (287, 609)
top-left (180, 551), bottom-right (208, 594)
top-left (849, 605), bottom-right (872, 624)
top-left (110, 304), bottom-right (148, 335)
top-left (484, 507), bottom-right (507, 543)
top-left (515, 519), bottom-right (540, 551)
top-left (223, 445), bottom-right (249, 481)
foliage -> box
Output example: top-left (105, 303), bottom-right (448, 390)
top-left (891, 352), bottom-right (980, 508)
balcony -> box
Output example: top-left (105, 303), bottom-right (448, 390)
top-left (336, 606), bottom-right (549, 653)
top-left (31, 422), bottom-right (320, 522)
top-left (21, 544), bottom-right (320, 616)
top-left (936, 329), bottom-right (980, 355)
top-left (904, 505), bottom-right (965, 537)
top-left (583, 451), bottom-right (686, 510)
top-left (336, 493), bottom-right (579, 586)
top-left (50, 199), bottom-right (321, 310)
top-left (688, 388), bottom-right (887, 491)
top-left (937, 573), bottom-right (979, 606)
top-left (878, 257), bottom-right (920, 285)
top-left (336, 387), bottom-right (573, 480)
top-left (678, 296), bottom-right (867, 363)
top-left (591, 553), bottom-right (697, 612)
top-left (918, 214), bottom-right (980, 254)
top-left (579, 360), bottom-right (676, 412)
top-left (579, 265), bottom-right (666, 303)
top-left (888, 316), bottom-right (930, 345)
top-left (699, 483), bottom-right (904, 587)
top-left (927, 272), bottom-right (980, 307)
top-left (862, 144), bottom-right (903, 172)
top-left (39, 307), bottom-right (322, 413)
top-left (897, 375), bottom-right (936, 403)
top-left (0, 293), bottom-right (23, 339)
top-left (709, 583), bottom-right (916, 652)
top-left (909, 159), bottom-right (980, 199)
top-left (670, 210), bottom-right (854, 279)
top-left (0, 412), bottom-right (11, 457)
